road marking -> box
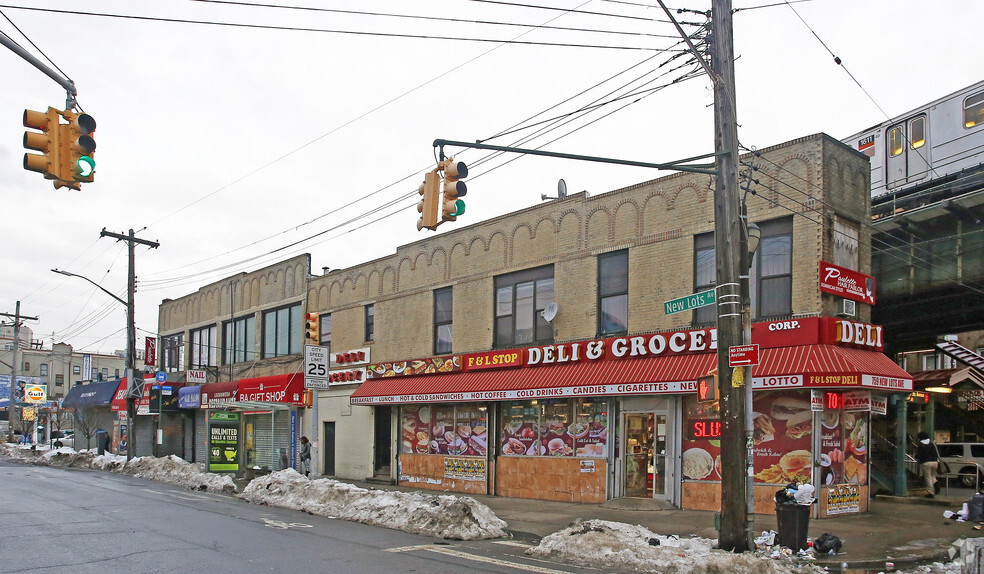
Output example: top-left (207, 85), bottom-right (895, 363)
top-left (386, 544), bottom-right (574, 573)
top-left (262, 518), bottom-right (313, 529)
top-left (494, 540), bottom-right (533, 548)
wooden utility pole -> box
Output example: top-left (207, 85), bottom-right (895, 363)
top-left (709, 0), bottom-right (749, 552)
top-left (100, 228), bottom-right (159, 460)
top-left (3, 303), bottom-right (39, 444)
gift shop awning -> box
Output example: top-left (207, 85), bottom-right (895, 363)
top-left (351, 353), bottom-right (717, 405)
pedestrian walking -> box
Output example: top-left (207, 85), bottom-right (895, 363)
top-left (299, 436), bottom-right (311, 477)
top-left (279, 448), bottom-right (289, 471)
top-left (916, 431), bottom-right (940, 498)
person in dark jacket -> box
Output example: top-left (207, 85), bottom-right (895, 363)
top-left (299, 436), bottom-right (311, 477)
top-left (915, 431), bottom-right (939, 498)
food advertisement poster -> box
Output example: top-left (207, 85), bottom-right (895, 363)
top-left (572, 417), bottom-right (609, 458)
top-left (401, 405), bottom-right (432, 454)
top-left (367, 356), bottom-right (461, 378)
top-left (818, 410), bottom-right (868, 486)
top-left (682, 398), bottom-right (721, 481)
top-left (826, 483), bottom-right (861, 515)
top-left (501, 414), bottom-right (543, 456)
top-left (431, 406), bottom-right (456, 454)
top-left (751, 390), bottom-right (814, 484)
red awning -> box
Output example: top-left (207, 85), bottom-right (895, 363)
top-left (350, 344), bottom-right (912, 405)
top-left (110, 376), bottom-right (156, 411)
top-left (236, 373), bottom-right (305, 406)
top-left (201, 380), bottom-right (239, 409)
top-left (351, 353), bottom-right (716, 405)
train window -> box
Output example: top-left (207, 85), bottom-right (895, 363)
top-left (909, 117), bottom-right (925, 149)
top-left (888, 126), bottom-right (904, 157)
top-left (966, 92), bottom-right (984, 129)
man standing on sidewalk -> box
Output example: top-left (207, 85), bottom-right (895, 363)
top-left (916, 431), bottom-right (939, 498)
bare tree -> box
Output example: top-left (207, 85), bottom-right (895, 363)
top-left (72, 406), bottom-right (111, 451)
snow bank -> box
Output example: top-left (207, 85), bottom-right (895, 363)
top-left (239, 469), bottom-right (507, 540)
top-left (0, 442), bottom-right (236, 493)
top-left (526, 520), bottom-right (825, 574)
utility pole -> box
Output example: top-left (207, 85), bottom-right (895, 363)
top-left (100, 228), bottom-right (159, 460)
top-left (709, 0), bottom-right (748, 552)
top-left (3, 303), bottom-right (39, 443)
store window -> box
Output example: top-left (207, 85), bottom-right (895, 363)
top-left (750, 217), bottom-right (793, 319)
top-left (223, 315), bottom-right (255, 364)
top-left (500, 398), bottom-right (608, 458)
top-left (693, 232), bottom-right (716, 325)
top-left (365, 304), bottom-right (374, 342)
top-left (399, 404), bottom-right (488, 456)
top-left (162, 333), bottom-right (185, 373)
top-left (262, 303), bottom-right (303, 358)
top-left (598, 250), bottom-right (628, 336)
top-left (191, 325), bottom-right (218, 368)
top-left (434, 287), bottom-right (453, 355)
top-left (494, 265), bottom-right (554, 347)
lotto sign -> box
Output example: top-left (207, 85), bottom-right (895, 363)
top-left (24, 384), bottom-right (47, 404)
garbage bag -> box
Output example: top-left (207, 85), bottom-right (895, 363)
top-left (794, 484), bottom-right (815, 505)
top-left (814, 533), bottom-right (842, 554)
top-left (968, 493), bottom-right (984, 522)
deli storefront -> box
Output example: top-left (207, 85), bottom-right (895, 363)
top-left (350, 317), bottom-right (912, 517)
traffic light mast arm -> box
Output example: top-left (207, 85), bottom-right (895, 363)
top-left (0, 33), bottom-right (77, 109)
top-left (433, 139), bottom-right (719, 176)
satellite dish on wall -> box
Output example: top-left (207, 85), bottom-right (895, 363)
top-left (557, 179), bottom-right (567, 198)
top-left (542, 302), bottom-right (559, 322)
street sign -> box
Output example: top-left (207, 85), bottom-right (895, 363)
top-left (664, 289), bottom-right (716, 315)
top-left (304, 345), bottom-right (330, 390)
top-left (728, 344), bottom-right (760, 367)
top-left (155, 371), bottom-right (167, 383)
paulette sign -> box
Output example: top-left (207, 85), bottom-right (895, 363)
top-left (819, 261), bottom-right (875, 304)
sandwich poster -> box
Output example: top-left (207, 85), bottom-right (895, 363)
top-left (751, 390), bottom-right (814, 484)
top-left (818, 411), bottom-right (868, 487)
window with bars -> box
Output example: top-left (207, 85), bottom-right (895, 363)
top-left (494, 265), bottom-right (554, 347)
top-left (223, 315), bottom-right (255, 364)
top-left (434, 287), bottom-right (453, 354)
top-left (262, 303), bottom-right (303, 358)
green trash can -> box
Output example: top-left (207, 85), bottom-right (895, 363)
top-left (775, 503), bottom-right (811, 550)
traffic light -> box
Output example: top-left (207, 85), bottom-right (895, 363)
top-left (60, 110), bottom-right (96, 185)
top-left (416, 169), bottom-right (440, 231)
top-left (304, 312), bottom-right (320, 345)
top-left (697, 373), bottom-right (718, 402)
top-left (23, 107), bottom-right (62, 182)
top-left (441, 158), bottom-right (468, 223)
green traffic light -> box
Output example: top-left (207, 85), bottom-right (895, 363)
top-left (78, 156), bottom-right (95, 177)
top-left (451, 199), bottom-right (465, 216)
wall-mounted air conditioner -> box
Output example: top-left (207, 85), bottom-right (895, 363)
top-left (838, 299), bottom-right (856, 317)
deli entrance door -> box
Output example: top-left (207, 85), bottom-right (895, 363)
top-left (623, 413), bottom-right (668, 498)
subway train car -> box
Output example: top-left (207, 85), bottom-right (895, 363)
top-left (842, 80), bottom-right (984, 201)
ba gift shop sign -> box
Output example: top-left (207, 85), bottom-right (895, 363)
top-left (819, 261), bottom-right (875, 305)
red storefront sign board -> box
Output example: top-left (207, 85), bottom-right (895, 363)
top-left (819, 261), bottom-right (876, 304)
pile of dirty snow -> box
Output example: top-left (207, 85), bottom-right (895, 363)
top-left (526, 520), bottom-right (825, 574)
top-left (240, 469), bottom-right (507, 540)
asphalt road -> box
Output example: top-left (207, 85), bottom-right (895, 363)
top-left (0, 458), bottom-right (594, 574)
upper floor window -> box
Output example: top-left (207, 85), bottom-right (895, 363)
top-left (191, 325), bottom-right (218, 368)
top-left (832, 217), bottom-right (860, 270)
top-left (40, 363), bottom-right (48, 377)
top-left (693, 232), bottom-right (716, 325)
top-left (263, 303), bottom-right (303, 358)
top-left (495, 265), bottom-right (554, 347)
top-left (365, 304), bottom-right (375, 342)
top-left (224, 315), bottom-right (255, 365)
top-left (750, 217), bottom-right (793, 319)
top-left (23, 362), bottom-right (30, 372)
top-left (598, 250), bottom-right (628, 336)
top-left (965, 90), bottom-right (984, 129)
top-left (114, 368), bottom-right (120, 378)
top-left (320, 313), bottom-right (332, 347)
top-left (55, 374), bottom-right (64, 386)
top-left (162, 334), bottom-right (185, 373)
top-left (435, 287), bottom-right (453, 354)
top-left (73, 365), bottom-right (81, 375)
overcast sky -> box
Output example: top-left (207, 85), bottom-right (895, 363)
top-left (1, 0), bottom-right (981, 358)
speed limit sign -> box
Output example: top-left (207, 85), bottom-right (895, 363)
top-left (304, 345), bottom-right (330, 389)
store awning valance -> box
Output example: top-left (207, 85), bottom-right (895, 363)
top-left (350, 344), bottom-right (912, 405)
top-left (62, 380), bottom-right (125, 409)
top-left (351, 353), bottom-right (716, 405)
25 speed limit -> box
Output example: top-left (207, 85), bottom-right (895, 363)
top-left (305, 346), bottom-right (330, 378)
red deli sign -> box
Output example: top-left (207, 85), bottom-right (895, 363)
top-left (819, 261), bottom-right (875, 304)
top-left (237, 375), bottom-right (305, 406)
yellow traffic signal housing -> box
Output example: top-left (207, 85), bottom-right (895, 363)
top-left (304, 312), bottom-right (320, 345)
top-left (441, 158), bottom-right (468, 223)
top-left (60, 110), bottom-right (96, 184)
top-left (23, 107), bottom-right (62, 181)
top-left (416, 170), bottom-right (441, 231)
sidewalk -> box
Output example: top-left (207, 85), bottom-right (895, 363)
top-left (335, 478), bottom-right (978, 570)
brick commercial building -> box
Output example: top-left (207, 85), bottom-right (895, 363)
top-left (158, 133), bottom-right (911, 517)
